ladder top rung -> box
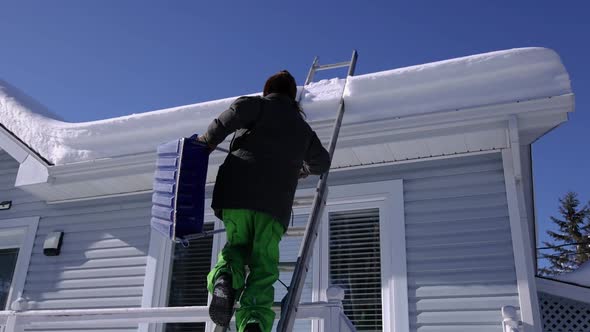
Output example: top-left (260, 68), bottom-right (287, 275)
top-left (284, 226), bottom-right (306, 237)
top-left (315, 61), bottom-right (352, 71)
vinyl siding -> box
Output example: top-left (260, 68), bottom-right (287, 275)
top-left (1, 150), bottom-right (521, 332)
top-left (403, 153), bottom-right (518, 332)
top-left (0, 151), bottom-right (149, 332)
top-left (324, 152), bottom-right (519, 331)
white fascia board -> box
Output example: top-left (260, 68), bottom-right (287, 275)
top-left (536, 277), bottom-right (590, 304)
top-left (0, 127), bottom-right (32, 163)
top-left (1, 125), bottom-right (53, 199)
top-left (334, 94), bottom-right (572, 144)
top-left (15, 155), bottom-right (49, 187)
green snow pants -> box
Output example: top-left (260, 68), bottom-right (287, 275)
top-left (207, 209), bottom-right (285, 332)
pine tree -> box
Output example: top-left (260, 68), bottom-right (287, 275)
top-left (539, 192), bottom-right (590, 276)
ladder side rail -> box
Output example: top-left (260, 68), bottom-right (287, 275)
top-left (277, 50), bottom-right (358, 332)
top-left (297, 56), bottom-right (320, 104)
top-left (303, 56), bottom-right (320, 86)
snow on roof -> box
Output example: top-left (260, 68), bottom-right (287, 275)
top-left (0, 47), bottom-right (571, 165)
top-left (555, 261), bottom-right (590, 287)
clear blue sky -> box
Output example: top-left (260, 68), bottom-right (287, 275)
top-left (1, 1), bottom-right (588, 255)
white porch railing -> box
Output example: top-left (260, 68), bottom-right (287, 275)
top-left (501, 305), bottom-right (522, 332)
top-left (0, 287), bottom-right (356, 332)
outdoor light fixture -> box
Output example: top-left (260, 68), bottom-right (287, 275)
top-left (43, 231), bottom-right (64, 256)
top-left (0, 201), bottom-right (12, 210)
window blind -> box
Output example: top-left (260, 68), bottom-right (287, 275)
top-left (0, 248), bottom-right (19, 310)
top-left (165, 224), bottom-right (214, 332)
top-left (329, 208), bottom-right (383, 331)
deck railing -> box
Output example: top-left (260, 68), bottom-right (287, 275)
top-left (0, 286), bottom-right (356, 332)
top-left (501, 305), bottom-right (522, 332)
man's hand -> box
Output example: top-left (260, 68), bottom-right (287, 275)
top-left (298, 167), bottom-right (310, 179)
top-left (189, 134), bottom-right (217, 153)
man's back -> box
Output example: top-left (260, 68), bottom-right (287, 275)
top-left (204, 93), bottom-right (329, 227)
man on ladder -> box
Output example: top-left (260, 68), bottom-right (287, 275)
top-left (197, 70), bottom-right (330, 332)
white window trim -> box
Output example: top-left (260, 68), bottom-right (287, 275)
top-left (141, 201), bottom-right (222, 332)
top-left (315, 180), bottom-right (408, 332)
top-left (0, 216), bottom-right (39, 310)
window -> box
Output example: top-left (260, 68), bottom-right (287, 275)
top-left (0, 217), bottom-right (38, 312)
top-left (165, 223), bottom-right (214, 332)
top-left (329, 208), bottom-right (383, 331)
top-left (317, 180), bottom-right (407, 332)
top-left (0, 248), bottom-right (19, 309)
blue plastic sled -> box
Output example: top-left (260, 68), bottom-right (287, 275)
top-left (151, 137), bottom-right (209, 242)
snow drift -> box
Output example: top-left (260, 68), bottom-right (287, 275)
top-left (0, 47), bottom-right (571, 165)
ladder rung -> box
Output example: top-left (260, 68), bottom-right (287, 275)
top-left (231, 302), bottom-right (282, 310)
top-left (315, 61), bottom-right (351, 71)
top-left (285, 226), bottom-right (306, 237)
top-left (279, 262), bottom-right (296, 272)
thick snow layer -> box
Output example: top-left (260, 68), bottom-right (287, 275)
top-left (556, 261), bottom-right (590, 287)
top-left (0, 47), bottom-right (571, 165)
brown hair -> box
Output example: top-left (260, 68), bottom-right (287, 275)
top-left (263, 70), bottom-right (305, 117)
top-left (263, 70), bottom-right (297, 100)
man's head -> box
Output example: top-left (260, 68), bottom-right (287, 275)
top-left (263, 70), bottom-right (297, 100)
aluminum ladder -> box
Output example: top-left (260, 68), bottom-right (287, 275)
top-left (212, 50), bottom-right (358, 332)
top-left (276, 50), bottom-right (358, 332)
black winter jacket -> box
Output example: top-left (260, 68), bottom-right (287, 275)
top-left (202, 93), bottom-right (330, 228)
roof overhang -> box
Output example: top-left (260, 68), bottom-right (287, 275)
top-left (536, 276), bottom-right (590, 304)
top-left (0, 125), bottom-right (51, 191)
top-left (7, 93), bottom-right (573, 203)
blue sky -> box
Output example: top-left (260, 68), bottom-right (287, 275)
top-left (1, 1), bottom-right (588, 256)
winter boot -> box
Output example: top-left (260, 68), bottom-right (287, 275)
top-left (209, 274), bottom-right (235, 327)
top-left (243, 323), bottom-right (262, 332)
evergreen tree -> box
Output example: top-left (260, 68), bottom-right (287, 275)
top-left (539, 192), bottom-right (590, 276)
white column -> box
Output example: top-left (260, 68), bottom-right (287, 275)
top-left (502, 123), bottom-right (542, 332)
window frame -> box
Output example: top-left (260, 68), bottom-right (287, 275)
top-left (141, 201), bottom-right (223, 332)
top-left (315, 180), bottom-right (408, 332)
top-left (0, 216), bottom-right (39, 311)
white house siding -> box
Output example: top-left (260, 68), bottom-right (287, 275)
top-left (403, 153), bottom-right (518, 332)
top-left (1, 150), bottom-right (522, 332)
top-left (0, 151), bottom-right (150, 332)
top-left (328, 152), bottom-right (519, 332)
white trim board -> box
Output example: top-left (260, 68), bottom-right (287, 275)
top-left (502, 149), bottom-right (542, 332)
top-left (0, 128), bottom-right (28, 164)
top-left (319, 180), bottom-right (408, 332)
top-left (0, 216), bottom-right (40, 310)
top-left (140, 201), bottom-right (219, 332)
top-left (45, 150), bottom-right (499, 205)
